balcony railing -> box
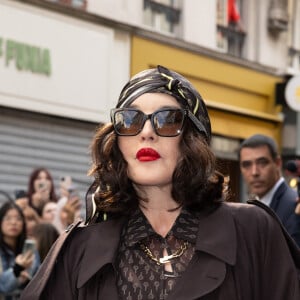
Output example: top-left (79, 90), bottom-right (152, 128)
top-left (144, 0), bottom-right (180, 24)
top-left (217, 24), bottom-right (246, 58)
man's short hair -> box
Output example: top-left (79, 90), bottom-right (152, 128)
top-left (238, 134), bottom-right (279, 161)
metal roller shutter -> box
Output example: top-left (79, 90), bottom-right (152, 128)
top-left (0, 106), bottom-right (98, 208)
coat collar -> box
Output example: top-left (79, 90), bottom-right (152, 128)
top-left (77, 217), bottom-right (126, 288)
top-left (196, 202), bottom-right (237, 266)
top-left (77, 202), bottom-right (237, 290)
top-left (270, 181), bottom-right (286, 210)
top-left (168, 203), bottom-right (237, 299)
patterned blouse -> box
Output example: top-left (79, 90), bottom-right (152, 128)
top-left (116, 208), bottom-right (200, 300)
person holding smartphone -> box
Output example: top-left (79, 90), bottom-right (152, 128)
top-left (0, 202), bottom-right (40, 299)
top-left (27, 168), bottom-right (58, 216)
top-left (52, 176), bottom-right (82, 234)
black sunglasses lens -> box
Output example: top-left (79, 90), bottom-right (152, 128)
top-left (153, 110), bottom-right (185, 136)
top-left (113, 110), bottom-right (144, 135)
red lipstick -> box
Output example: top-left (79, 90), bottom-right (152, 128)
top-left (136, 148), bottom-right (161, 162)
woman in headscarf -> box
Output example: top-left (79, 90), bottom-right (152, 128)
top-left (21, 65), bottom-right (300, 300)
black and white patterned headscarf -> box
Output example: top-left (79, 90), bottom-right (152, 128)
top-left (116, 65), bottom-right (211, 143)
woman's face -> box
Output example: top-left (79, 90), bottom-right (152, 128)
top-left (117, 93), bottom-right (182, 188)
top-left (34, 170), bottom-right (52, 192)
top-left (42, 202), bottom-right (58, 222)
top-left (23, 207), bottom-right (40, 238)
top-left (1, 208), bottom-right (24, 239)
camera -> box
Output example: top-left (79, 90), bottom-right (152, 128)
top-left (60, 175), bottom-right (77, 197)
top-left (38, 183), bottom-right (45, 189)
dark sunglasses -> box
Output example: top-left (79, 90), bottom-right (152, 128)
top-left (110, 108), bottom-right (188, 137)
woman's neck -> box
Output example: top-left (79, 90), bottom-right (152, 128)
top-left (138, 186), bottom-right (181, 237)
top-left (140, 206), bottom-right (181, 237)
top-left (4, 236), bottom-right (17, 251)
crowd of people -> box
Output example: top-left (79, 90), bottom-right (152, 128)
top-left (0, 168), bottom-right (82, 299)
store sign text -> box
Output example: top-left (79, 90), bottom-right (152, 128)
top-left (0, 37), bottom-right (51, 76)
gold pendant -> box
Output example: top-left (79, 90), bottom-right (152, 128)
top-left (140, 241), bottom-right (189, 266)
top-left (159, 255), bottom-right (173, 264)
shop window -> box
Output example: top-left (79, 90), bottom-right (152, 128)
top-left (287, 0), bottom-right (300, 71)
top-left (143, 0), bottom-right (181, 34)
top-left (46, 0), bottom-right (87, 10)
top-left (216, 0), bottom-right (246, 58)
top-left (211, 135), bottom-right (241, 202)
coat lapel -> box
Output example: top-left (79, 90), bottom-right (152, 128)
top-left (77, 218), bottom-right (126, 288)
top-left (168, 203), bottom-right (237, 299)
top-left (196, 203), bottom-right (237, 265)
top-left (269, 182), bottom-right (285, 212)
top-left (76, 203), bottom-right (237, 299)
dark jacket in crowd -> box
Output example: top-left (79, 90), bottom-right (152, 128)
top-left (270, 181), bottom-right (300, 247)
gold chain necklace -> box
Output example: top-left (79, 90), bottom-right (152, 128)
top-left (139, 241), bottom-right (189, 265)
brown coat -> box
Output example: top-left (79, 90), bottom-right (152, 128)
top-left (21, 201), bottom-right (300, 300)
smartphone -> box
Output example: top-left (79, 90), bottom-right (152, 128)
top-left (38, 182), bottom-right (48, 191)
top-left (60, 176), bottom-right (73, 190)
top-left (60, 176), bottom-right (78, 197)
top-left (22, 239), bottom-right (36, 254)
top-left (38, 183), bottom-right (45, 189)
top-left (68, 185), bottom-right (79, 197)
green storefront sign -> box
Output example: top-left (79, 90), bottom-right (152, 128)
top-left (0, 37), bottom-right (51, 76)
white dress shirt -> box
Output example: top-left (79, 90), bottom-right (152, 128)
top-left (259, 177), bottom-right (285, 207)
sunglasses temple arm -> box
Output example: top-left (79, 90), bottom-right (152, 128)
top-left (187, 111), bottom-right (209, 141)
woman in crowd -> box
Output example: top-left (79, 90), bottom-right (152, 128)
top-left (0, 201), bottom-right (40, 299)
top-left (22, 206), bottom-right (40, 240)
top-left (21, 66), bottom-right (300, 299)
top-left (52, 176), bottom-right (82, 234)
top-left (27, 168), bottom-right (58, 216)
top-left (14, 191), bottom-right (28, 211)
top-left (31, 222), bottom-right (59, 263)
top-left (40, 202), bottom-right (58, 224)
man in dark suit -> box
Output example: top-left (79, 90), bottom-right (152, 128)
top-left (239, 134), bottom-right (300, 247)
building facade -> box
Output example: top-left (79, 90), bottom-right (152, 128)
top-left (0, 0), bottom-right (299, 203)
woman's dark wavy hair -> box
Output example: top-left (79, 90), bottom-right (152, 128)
top-left (0, 201), bottom-right (27, 255)
top-left (88, 119), bottom-right (224, 219)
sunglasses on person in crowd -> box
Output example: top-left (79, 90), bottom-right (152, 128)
top-left (111, 108), bottom-right (188, 137)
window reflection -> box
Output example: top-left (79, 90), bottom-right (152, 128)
top-left (46, 0), bottom-right (87, 10)
top-left (143, 0), bottom-right (181, 34)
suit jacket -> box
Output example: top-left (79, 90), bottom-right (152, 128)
top-left (270, 181), bottom-right (300, 247)
top-left (20, 202), bottom-right (300, 300)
